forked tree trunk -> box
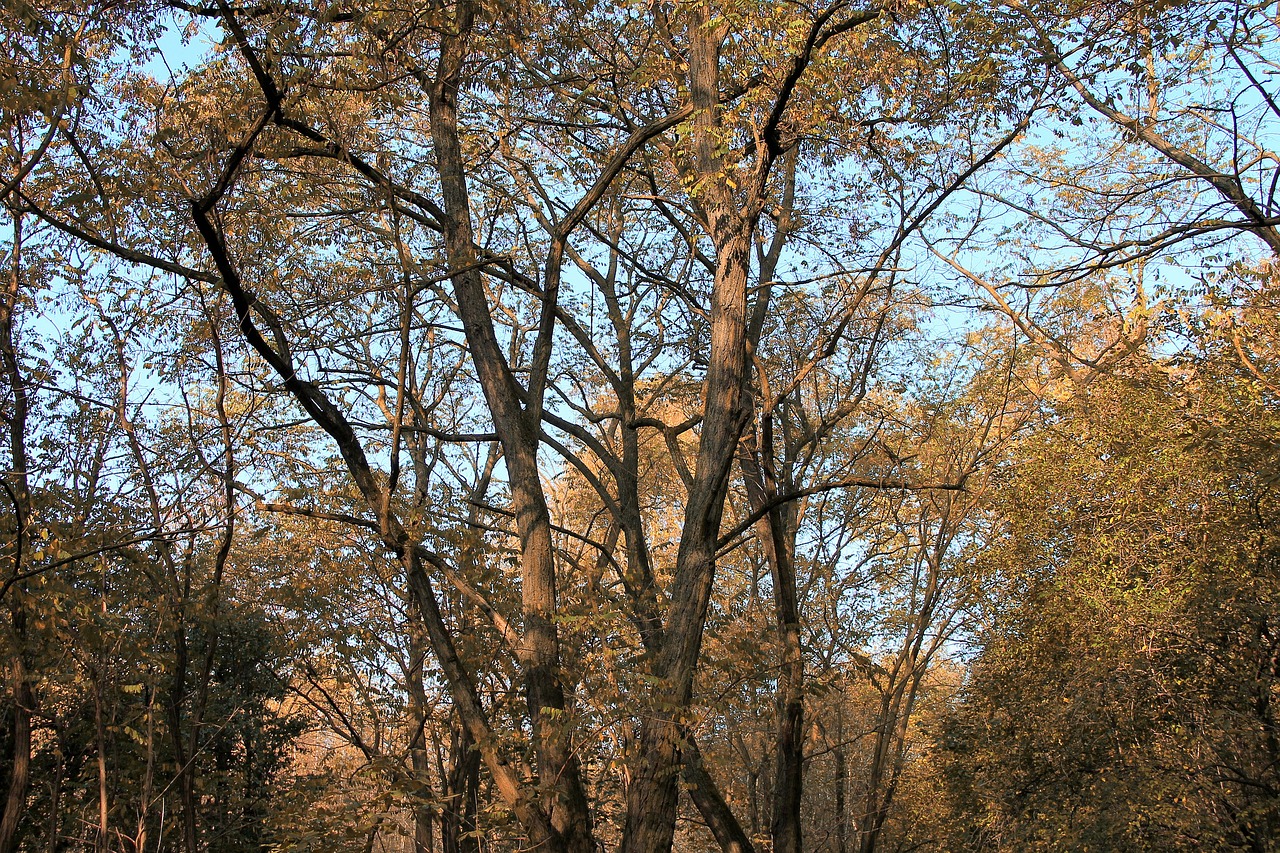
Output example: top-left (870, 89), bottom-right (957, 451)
top-left (426, 5), bottom-right (591, 851)
top-left (621, 11), bottom-right (756, 849)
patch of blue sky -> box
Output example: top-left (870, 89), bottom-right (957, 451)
top-left (139, 8), bottom-right (217, 84)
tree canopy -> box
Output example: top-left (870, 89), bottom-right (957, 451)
top-left (1, 0), bottom-right (1278, 851)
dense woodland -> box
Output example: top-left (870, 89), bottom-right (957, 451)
top-left (1, 0), bottom-right (1279, 850)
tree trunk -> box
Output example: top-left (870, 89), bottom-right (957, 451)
top-left (425, 6), bottom-right (591, 850)
top-left (835, 710), bottom-right (847, 853)
top-left (165, 628), bottom-right (200, 853)
top-left (93, 674), bottom-right (109, 853)
top-left (0, 209), bottom-right (33, 853)
top-left (46, 736), bottom-right (61, 853)
top-left (441, 717), bottom-right (480, 853)
top-left (739, 417), bottom-right (805, 853)
top-left (621, 8), bottom-right (760, 849)
top-left (407, 634), bottom-right (436, 853)
top-left (0, 656), bottom-right (32, 853)
top-left (683, 737), bottom-right (755, 853)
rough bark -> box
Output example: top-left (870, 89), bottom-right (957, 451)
top-left (424, 5), bottom-right (592, 850)
top-left (621, 10), bottom-right (755, 851)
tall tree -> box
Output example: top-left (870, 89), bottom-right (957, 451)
top-left (2, 0), bottom-right (1051, 850)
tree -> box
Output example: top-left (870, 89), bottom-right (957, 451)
top-left (986, 0), bottom-right (1280, 277)
top-left (929, 337), bottom-right (1280, 851)
top-left (16, 1), bottom-right (1254, 852)
top-left (12, 2), bottom-right (1023, 850)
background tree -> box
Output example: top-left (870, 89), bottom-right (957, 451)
top-left (928, 327), bottom-right (1280, 852)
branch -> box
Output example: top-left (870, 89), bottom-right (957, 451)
top-left (716, 474), bottom-right (968, 551)
top-left (1011, 0), bottom-right (1280, 254)
top-left (18, 192), bottom-right (218, 282)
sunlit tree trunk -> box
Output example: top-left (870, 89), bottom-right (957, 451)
top-left (426, 5), bottom-right (591, 850)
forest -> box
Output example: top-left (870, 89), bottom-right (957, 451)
top-left (1, 0), bottom-right (1278, 850)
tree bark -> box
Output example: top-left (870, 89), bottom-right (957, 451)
top-left (0, 655), bottom-right (31, 853)
top-left (622, 10), bottom-right (755, 851)
top-left (683, 737), bottom-right (756, 853)
top-left (442, 719), bottom-right (480, 853)
top-left (426, 7), bottom-right (593, 849)
top-left (407, 634), bottom-right (437, 853)
top-left (739, 418), bottom-right (805, 853)
top-left (165, 625), bottom-right (200, 853)
top-left (835, 709), bottom-right (848, 853)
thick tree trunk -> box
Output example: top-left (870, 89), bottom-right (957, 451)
top-left (621, 212), bottom-right (753, 848)
top-left (621, 10), bottom-right (758, 851)
top-left (425, 6), bottom-right (592, 851)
